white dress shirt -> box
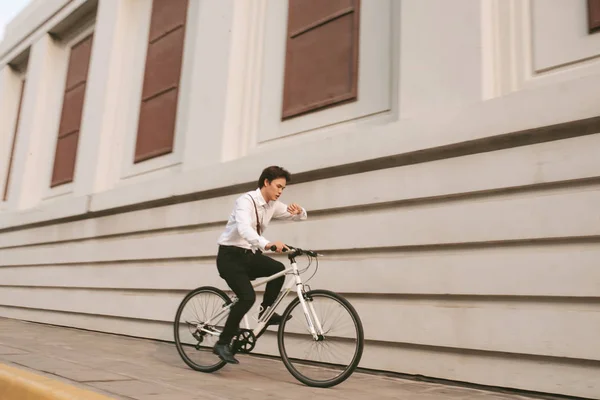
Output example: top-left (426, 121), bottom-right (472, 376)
top-left (217, 188), bottom-right (308, 251)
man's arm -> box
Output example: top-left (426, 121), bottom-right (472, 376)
top-left (234, 196), bottom-right (270, 250)
top-left (273, 201), bottom-right (307, 221)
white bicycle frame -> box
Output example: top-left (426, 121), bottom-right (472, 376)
top-left (197, 253), bottom-right (325, 341)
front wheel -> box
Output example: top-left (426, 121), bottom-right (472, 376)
top-left (277, 289), bottom-right (364, 387)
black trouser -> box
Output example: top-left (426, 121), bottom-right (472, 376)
top-left (216, 245), bottom-right (285, 345)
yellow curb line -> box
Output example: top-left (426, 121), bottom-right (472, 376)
top-left (0, 362), bottom-right (115, 400)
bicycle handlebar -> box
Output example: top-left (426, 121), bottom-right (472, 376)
top-left (269, 244), bottom-right (320, 257)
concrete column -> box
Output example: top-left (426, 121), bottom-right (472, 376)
top-left (181, 0), bottom-right (236, 170)
top-left (73, 0), bottom-right (135, 196)
top-left (399, 0), bottom-right (484, 118)
top-left (0, 65), bottom-right (25, 209)
top-left (6, 34), bottom-right (65, 210)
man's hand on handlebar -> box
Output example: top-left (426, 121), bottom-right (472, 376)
top-left (266, 241), bottom-right (288, 253)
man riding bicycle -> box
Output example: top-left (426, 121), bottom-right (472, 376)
top-left (213, 166), bottom-right (307, 364)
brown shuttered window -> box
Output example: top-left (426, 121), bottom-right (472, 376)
top-left (281, 0), bottom-right (360, 120)
top-left (51, 33), bottom-right (93, 187)
top-left (134, 0), bottom-right (189, 163)
top-left (3, 79), bottom-right (26, 201)
top-left (589, 0), bottom-right (600, 33)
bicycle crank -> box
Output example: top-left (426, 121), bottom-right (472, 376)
top-left (231, 329), bottom-right (257, 354)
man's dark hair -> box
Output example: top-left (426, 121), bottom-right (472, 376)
top-left (257, 166), bottom-right (291, 188)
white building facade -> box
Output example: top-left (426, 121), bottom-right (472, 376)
top-left (1, 0), bottom-right (599, 397)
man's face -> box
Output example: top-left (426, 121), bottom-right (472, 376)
top-left (263, 178), bottom-right (286, 202)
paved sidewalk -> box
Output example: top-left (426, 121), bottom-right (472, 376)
top-left (0, 317), bottom-right (536, 400)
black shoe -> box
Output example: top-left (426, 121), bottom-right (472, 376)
top-left (213, 343), bottom-right (239, 364)
top-left (260, 311), bottom-right (292, 326)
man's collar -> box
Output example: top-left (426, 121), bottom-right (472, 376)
top-left (254, 188), bottom-right (268, 206)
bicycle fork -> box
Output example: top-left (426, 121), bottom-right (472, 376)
top-left (293, 269), bottom-right (325, 341)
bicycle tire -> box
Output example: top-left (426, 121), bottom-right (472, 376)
top-left (277, 289), bottom-right (364, 387)
top-left (174, 286), bottom-right (231, 373)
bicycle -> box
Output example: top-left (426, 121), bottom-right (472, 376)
top-left (173, 245), bottom-right (364, 388)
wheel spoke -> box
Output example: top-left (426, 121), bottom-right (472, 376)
top-left (174, 287), bottom-right (231, 373)
top-left (278, 290), bottom-right (364, 388)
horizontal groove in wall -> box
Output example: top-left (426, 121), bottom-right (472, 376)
top-left (291, 116), bottom-right (600, 185)
top-left (0, 182), bottom-right (256, 234)
top-left (0, 256), bottom-right (216, 267)
top-left (366, 338), bottom-right (600, 368)
top-left (0, 304), bottom-right (171, 325)
top-left (3, 176), bottom-right (600, 251)
top-left (0, 221), bottom-right (225, 250)
top-left (345, 293), bottom-right (600, 304)
top-left (0, 285), bottom-right (190, 294)
top-left (305, 176), bottom-right (600, 220)
top-left (321, 235), bottom-right (600, 254)
top-left (1, 116), bottom-right (599, 235)
top-left (0, 306), bottom-right (176, 334)
top-left (3, 235), bottom-right (600, 267)
top-left (0, 284), bottom-right (598, 304)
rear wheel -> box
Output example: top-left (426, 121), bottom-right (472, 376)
top-left (174, 286), bottom-right (231, 372)
top-left (277, 289), bottom-right (364, 387)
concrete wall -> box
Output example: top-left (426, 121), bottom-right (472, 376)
top-left (0, 1), bottom-right (599, 398)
